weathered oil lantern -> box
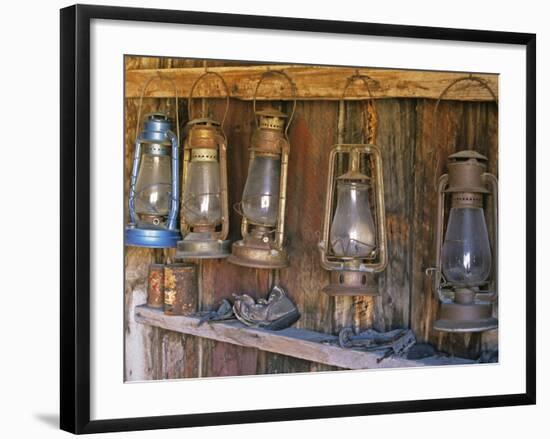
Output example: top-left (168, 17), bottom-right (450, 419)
top-left (176, 72), bottom-right (230, 259)
top-left (319, 75), bottom-right (387, 295)
top-left (319, 145), bottom-right (387, 295)
top-left (126, 77), bottom-right (181, 248)
top-left (429, 76), bottom-right (499, 332)
top-left (228, 71), bottom-right (296, 269)
top-left (431, 150), bottom-right (498, 332)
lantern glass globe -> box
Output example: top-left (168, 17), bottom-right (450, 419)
top-left (135, 150), bottom-right (172, 217)
top-left (330, 181), bottom-right (376, 258)
top-left (183, 160), bottom-right (222, 226)
top-left (441, 207), bottom-right (492, 287)
top-left (242, 155), bottom-right (281, 226)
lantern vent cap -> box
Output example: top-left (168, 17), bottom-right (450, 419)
top-left (256, 107), bottom-right (287, 130)
top-left (448, 150), bottom-right (488, 162)
top-left (141, 111), bottom-right (174, 143)
top-left (186, 117), bottom-right (221, 127)
top-left (255, 106), bottom-right (288, 119)
top-left (337, 170), bottom-right (370, 182)
top-left (147, 111), bottom-right (170, 121)
top-left (445, 149), bottom-right (491, 195)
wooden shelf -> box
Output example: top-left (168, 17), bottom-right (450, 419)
top-left (135, 305), bottom-right (474, 370)
top-left (125, 64), bottom-right (498, 101)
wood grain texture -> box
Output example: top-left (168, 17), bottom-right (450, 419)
top-left (376, 99), bottom-right (417, 331)
top-left (126, 65), bottom-right (498, 101)
top-left (282, 100), bottom-right (336, 333)
top-left (135, 306), bottom-right (474, 369)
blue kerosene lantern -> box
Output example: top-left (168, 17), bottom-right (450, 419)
top-left (125, 112), bottom-right (181, 248)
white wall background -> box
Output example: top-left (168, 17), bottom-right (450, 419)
top-left (0, 0), bottom-right (546, 437)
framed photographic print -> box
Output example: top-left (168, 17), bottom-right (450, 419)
top-left (60, 4), bottom-right (536, 434)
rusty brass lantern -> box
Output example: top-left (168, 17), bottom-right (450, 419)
top-left (319, 145), bottom-right (387, 295)
top-left (176, 72), bottom-right (230, 259)
top-left (432, 150), bottom-right (498, 332)
top-left (228, 71), bottom-right (296, 269)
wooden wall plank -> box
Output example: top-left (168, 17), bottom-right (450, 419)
top-left (209, 344), bottom-right (258, 377)
top-left (124, 247), bottom-right (160, 381)
top-left (126, 65), bottom-right (498, 102)
top-left (282, 100), bottom-right (337, 333)
top-left (376, 99), bottom-right (417, 331)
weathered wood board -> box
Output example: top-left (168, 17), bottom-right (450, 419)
top-left (135, 306), bottom-right (474, 370)
top-left (126, 64), bottom-right (498, 101)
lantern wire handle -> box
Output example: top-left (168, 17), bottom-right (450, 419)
top-left (430, 74), bottom-right (498, 190)
top-left (135, 72), bottom-right (180, 143)
top-left (252, 70), bottom-right (297, 138)
top-left (188, 71), bottom-right (231, 137)
top-left (339, 72), bottom-right (379, 142)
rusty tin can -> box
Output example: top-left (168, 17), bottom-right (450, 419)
top-left (163, 263), bottom-right (198, 315)
top-left (146, 264), bottom-right (165, 308)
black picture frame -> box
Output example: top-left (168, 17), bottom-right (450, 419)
top-left (60, 4), bottom-right (536, 434)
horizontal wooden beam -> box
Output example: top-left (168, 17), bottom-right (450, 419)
top-left (135, 305), bottom-right (474, 370)
top-left (126, 65), bottom-right (498, 102)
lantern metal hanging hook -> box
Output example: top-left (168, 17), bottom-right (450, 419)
top-left (187, 70), bottom-right (230, 137)
top-left (252, 70), bottom-right (297, 138)
top-left (430, 75), bottom-right (498, 191)
top-left (339, 72), bottom-right (379, 143)
top-left (135, 72), bottom-right (180, 145)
